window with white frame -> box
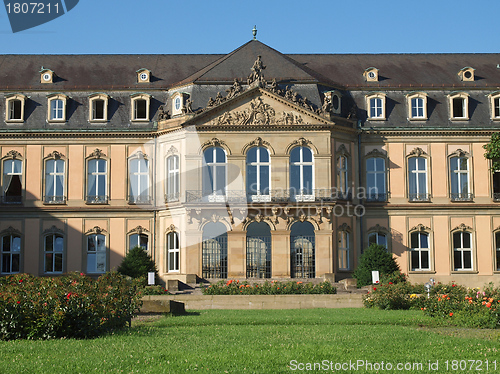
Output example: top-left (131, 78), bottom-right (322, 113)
top-left (5, 95), bottom-right (26, 122)
top-left (2, 158), bottom-right (22, 203)
top-left (290, 147), bottom-right (314, 199)
top-left (450, 156), bottom-right (471, 201)
top-left (494, 170), bottom-right (500, 201)
top-left (367, 94), bottom-right (385, 119)
top-left (410, 231), bottom-right (430, 271)
top-left (1, 234), bottom-right (21, 274)
top-left (496, 231), bottom-right (500, 271)
top-left (89, 94), bottom-right (109, 122)
top-left (449, 93), bottom-right (469, 120)
top-left (453, 231), bottom-right (472, 271)
top-left (408, 157), bottom-right (428, 201)
top-left (44, 158), bottom-right (65, 203)
top-left (167, 231), bottom-right (180, 272)
top-left (202, 147), bottom-right (226, 199)
top-left (44, 233), bottom-right (63, 273)
top-left (47, 95), bottom-right (67, 122)
top-left (129, 233), bottom-right (148, 251)
top-left (131, 94), bottom-right (150, 121)
top-left (407, 93), bottom-right (427, 120)
top-left (87, 158), bottom-right (107, 204)
top-left (129, 156), bottom-right (150, 204)
top-left (166, 155), bottom-right (180, 202)
top-left (368, 232), bottom-right (387, 248)
top-left (246, 147), bottom-right (270, 200)
top-left (489, 93), bottom-right (500, 120)
top-left (337, 155), bottom-right (348, 195)
top-left (366, 157), bottom-right (386, 201)
top-left (338, 230), bottom-right (350, 270)
top-left (86, 234), bottom-right (106, 273)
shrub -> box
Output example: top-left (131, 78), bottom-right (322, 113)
top-left (141, 285), bottom-right (170, 295)
top-left (353, 244), bottom-right (400, 287)
top-left (202, 280), bottom-right (336, 295)
top-left (0, 272), bottom-right (142, 340)
top-left (117, 246), bottom-right (158, 285)
top-left (362, 273), bottom-right (424, 310)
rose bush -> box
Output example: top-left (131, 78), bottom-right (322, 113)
top-left (0, 272), bottom-right (142, 340)
top-left (202, 280), bottom-right (336, 295)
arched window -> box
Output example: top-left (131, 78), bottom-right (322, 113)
top-left (202, 147), bottom-right (226, 201)
top-left (290, 147), bottom-right (314, 201)
top-left (1, 233), bottom-right (21, 274)
top-left (246, 221), bottom-right (271, 278)
top-left (87, 234), bottom-right (106, 273)
top-left (129, 155), bottom-right (150, 204)
top-left (45, 158), bottom-right (65, 204)
top-left (87, 158), bottom-right (107, 204)
top-left (246, 147), bottom-right (270, 201)
top-left (450, 155), bottom-right (471, 201)
top-left (202, 222), bottom-right (227, 278)
top-left (337, 155), bottom-right (348, 195)
top-left (166, 155), bottom-right (180, 202)
top-left (290, 221), bottom-right (315, 278)
top-left (2, 158), bottom-right (22, 203)
top-left (366, 157), bottom-right (386, 201)
top-left (129, 233), bottom-right (148, 251)
top-left (410, 231), bottom-right (430, 271)
top-left (453, 231), bottom-right (472, 271)
top-left (368, 232), bottom-right (387, 249)
top-left (167, 231), bottom-right (180, 272)
top-left (44, 233), bottom-right (64, 273)
top-left (408, 157), bottom-right (428, 201)
top-left (338, 230), bottom-right (350, 270)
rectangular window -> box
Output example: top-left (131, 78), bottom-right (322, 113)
top-left (87, 159), bottom-right (107, 204)
top-left (338, 231), bottom-right (349, 270)
top-left (410, 232), bottom-right (430, 271)
top-left (496, 232), bottom-right (500, 271)
top-left (87, 234), bottom-right (106, 273)
top-left (452, 97), bottom-right (465, 118)
top-left (44, 234), bottom-right (63, 273)
top-left (493, 171), bottom-right (500, 201)
top-left (494, 98), bottom-right (500, 118)
top-left (129, 158), bottom-right (150, 204)
top-left (1, 235), bottom-right (21, 274)
top-left (134, 99), bottom-right (147, 120)
top-left (92, 99), bottom-right (105, 120)
top-left (166, 156), bottom-right (180, 202)
top-left (2, 159), bottom-right (22, 203)
top-left (167, 232), bottom-right (180, 272)
top-left (411, 97), bottom-right (424, 118)
top-left (8, 100), bottom-right (22, 120)
top-left (366, 157), bottom-right (386, 201)
top-left (408, 157), bottom-right (428, 201)
top-left (45, 159), bottom-right (65, 203)
top-left (50, 99), bottom-right (64, 120)
top-left (450, 156), bottom-right (470, 201)
top-left (453, 231), bottom-right (472, 271)
top-left (370, 98), bottom-right (383, 118)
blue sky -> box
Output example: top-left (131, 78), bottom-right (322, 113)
top-left (0, 0), bottom-right (499, 55)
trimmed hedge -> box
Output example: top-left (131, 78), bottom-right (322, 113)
top-left (202, 280), bottom-right (336, 295)
top-left (0, 272), bottom-right (142, 340)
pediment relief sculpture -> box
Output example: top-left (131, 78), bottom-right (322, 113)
top-left (6, 150), bottom-right (22, 159)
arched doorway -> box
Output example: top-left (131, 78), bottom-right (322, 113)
top-left (290, 221), bottom-right (315, 278)
top-left (202, 222), bottom-right (227, 278)
top-left (246, 221), bottom-right (271, 278)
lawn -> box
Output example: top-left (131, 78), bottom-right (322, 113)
top-left (0, 308), bottom-right (499, 373)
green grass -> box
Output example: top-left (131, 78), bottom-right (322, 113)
top-left (1, 309), bottom-right (499, 373)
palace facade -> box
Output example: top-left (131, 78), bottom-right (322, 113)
top-left (1, 39), bottom-right (499, 287)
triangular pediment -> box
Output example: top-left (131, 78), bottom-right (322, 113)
top-left (184, 87), bottom-right (338, 129)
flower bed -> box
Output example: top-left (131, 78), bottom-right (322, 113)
top-left (0, 272), bottom-right (142, 340)
top-left (202, 280), bottom-right (336, 295)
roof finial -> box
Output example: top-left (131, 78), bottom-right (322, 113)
top-left (252, 25), bottom-right (257, 40)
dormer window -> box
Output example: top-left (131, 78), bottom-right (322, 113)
top-left (363, 67), bottom-right (379, 82)
top-left (448, 92), bottom-right (469, 120)
top-left (324, 90), bottom-right (342, 114)
top-left (5, 94), bottom-right (26, 123)
top-left (136, 68), bottom-right (151, 83)
top-left (88, 93), bottom-right (109, 122)
top-left (366, 93), bottom-right (386, 120)
top-left (458, 67), bottom-right (475, 82)
top-left (130, 93), bottom-right (150, 121)
top-left (488, 91), bottom-right (500, 120)
top-left (171, 92), bottom-right (185, 116)
top-left (406, 92), bottom-right (427, 120)
top-left (40, 68), bottom-right (54, 84)
top-left (47, 94), bottom-right (67, 122)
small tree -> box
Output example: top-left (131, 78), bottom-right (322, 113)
top-left (117, 246), bottom-right (158, 285)
top-left (353, 243), bottom-right (400, 287)
top-left (483, 132), bottom-right (500, 171)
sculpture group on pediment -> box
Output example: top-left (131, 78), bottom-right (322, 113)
top-left (226, 79), bottom-right (243, 99)
top-left (247, 55), bottom-right (266, 86)
top-left (157, 105), bottom-right (170, 121)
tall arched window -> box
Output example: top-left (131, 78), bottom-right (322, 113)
top-left (368, 232), bottom-right (387, 249)
top-left (167, 231), bottom-right (180, 272)
top-left (450, 156), bottom-right (471, 201)
top-left (290, 147), bottom-right (313, 201)
top-left (129, 155), bottom-right (150, 204)
top-left (408, 157), bottom-right (428, 201)
top-left (202, 222), bottom-right (227, 278)
top-left (337, 155), bottom-right (348, 195)
top-left (87, 234), bottom-right (106, 273)
top-left (246, 147), bottom-right (270, 201)
top-left (129, 233), bottom-right (148, 251)
top-left (2, 158), bottom-right (22, 203)
top-left (44, 233), bottom-right (64, 273)
top-left (45, 158), bottom-right (65, 204)
top-left (246, 221), bottom-right (271, 278)
top-left (87, 158), bottom-right (107, 204)
top-left (338, 230), bottom-right (350, 271)
top-left (290, 221), bottom-right (315, 278)
top-left (453, 231), bottom-right (472, 271)
top-left (202, 147), bottom-right (226, 201)
top-left (366, 157), bottom-right (386, 201)
top-left (166, 155), bottom-right (180, 202)
top-left (410, 231), bottom-right (430, 271)
top-left (1, 233), bottom-right (21, 274)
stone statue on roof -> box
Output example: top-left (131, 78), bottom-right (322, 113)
top-left (247, 55), bottom-right (266, 86)
top-left (226, 79), bottom-right (242, 99)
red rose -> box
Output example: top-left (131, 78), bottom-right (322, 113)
top-left (373, 287), bottom-right (377, 291)
top-left (388, 282), bottom-right (393, 285)
top-left (16, 301), bottom-right (20, 304)
top-left (449, 313), bottom-right (453, 317)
